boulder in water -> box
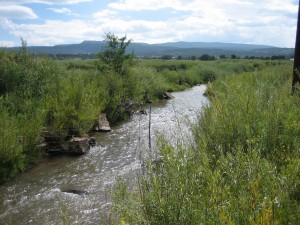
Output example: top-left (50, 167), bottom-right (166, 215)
top-left (92, 113), bottom-right (111, 132)
top-left (42, 131), bottom-right (91, 155)
top-left (61, 189), bottom-right (89, 195)
top-left (162, 92), bottom-right (175, 100)
top-left (88, 137), bottom-right (96, 147)
top-left (42, 131), bottom-right (64, 154)
top-left (66, 137), bottom-right (90, 155)
top-left (139, 108), bottom-right (148, 115)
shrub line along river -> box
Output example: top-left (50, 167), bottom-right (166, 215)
top-left (0, 85), bottom-right (208, 225)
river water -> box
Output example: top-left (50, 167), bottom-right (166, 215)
top-left (0, 85), bottom-right (208, 225)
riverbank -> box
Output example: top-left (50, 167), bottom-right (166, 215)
top-left (0, 45), bottom-right (291, 184)
top-left (0, 46), bottom-right (205, 183)
top-left (110, 61), bottom-right (300, 224)
top-left (0, 85), bottom-right (209, 225)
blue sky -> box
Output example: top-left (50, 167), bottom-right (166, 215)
top-left (0, 0), bottom-right (298, 47)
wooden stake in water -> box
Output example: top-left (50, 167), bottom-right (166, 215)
top-left (148, 105), bottom-right (152, 151)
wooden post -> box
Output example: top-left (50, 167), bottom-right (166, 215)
top-left (148, 106), bottom-right (152, 150)
top-left (292, 0), bottom-right (300, 94)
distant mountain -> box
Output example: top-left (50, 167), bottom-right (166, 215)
top-left (8, 40), bottom-right (294, 59)
top-left (152, 41), bottom-right (274, 50)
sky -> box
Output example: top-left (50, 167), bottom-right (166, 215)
top-left (0, 0), bottom-right (299, 47)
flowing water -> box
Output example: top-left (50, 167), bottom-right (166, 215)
top-left (0, 85), bottom-right (208, 225)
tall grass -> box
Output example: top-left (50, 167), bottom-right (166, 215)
top-left (111, 61), bottom-right (300, 224)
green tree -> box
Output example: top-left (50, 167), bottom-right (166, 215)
top-left (219, 54), bottom-right (227, 59)
top-left (191, 55), bottom-right (197, 60)
top-left (161, 55), bottom-right (172, 60)
top-left (231, 54), bottom-right (237, 59)
top-left (199, 54), bottom-right (215, 61)
top-left (97, 33), bottom-right (134, 75)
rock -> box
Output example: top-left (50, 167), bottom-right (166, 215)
top-left (67, 137), bottom-right (90, 155)
top-left (42, 131), bottom-right (64, 154)
top-left (144, 92), bottom-right (153, 104)
top-left (42, 136), bottom-right (90, 155)
top-left (42, 131), bottom-right (62, 143)
top-left (88, 137), bottom-right (96, 147)
top-left (41, 131), bottom-right (93, 155)
top-left (163, 92), bottom-right (175, 100)
top-left (92, 113), bottom-right (111, 132)
top-left (61, 189), bottom-right (89, 195)
top-left (98, 113), bottom-right (111, 132)
top-left (37, 142), bottom-right (48, 150)
top-left (91, 121), bottom-right (99, 131)
top-left (45, 146), bottom-right (63, 154)
top-left (179, 79), bottom-right (190, 87)
top-left (140, 108), bottom-right (148, 115)
top-left (61, 141), bottom-right (70, 152)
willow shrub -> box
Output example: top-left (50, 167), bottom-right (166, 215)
top-left (0, 47), bottom-right (58, 182)
top-left (44, 69), bottom-right (107, 137)
top-left (111, 61), bottom-right (300, 224)
top-left (130, 66), bottom-right (169, 100)
top-left (0, 107), bottom-right (25, 181)
top-left (196, 63), bottom-right (298, 166)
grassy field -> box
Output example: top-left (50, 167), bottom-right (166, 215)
top-left (110, 60), bottom-right (300, 224)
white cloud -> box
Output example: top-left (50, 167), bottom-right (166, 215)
top-left (93, 9), bottom-right (118, 20)
top-left (108, 0), bottom-right (175, 11)
top-left (108, 0), bottom-right (297, 14)
top-left (48, 7), bottom-right (71, 14)
top-left (3, 19), bottom-right (98, 45)
top-left (0, 0), bottom-right (297, 47)
top-left (265, 0), bottom-right (298, 14)
top-left (48, 7), bottom-right (79, 16)
top-left (108, 0), bottom-right (253, 12)
top-left (0, 40), bottom-right (15, 47)
top-left (0, 5), bottom-right (38, 19)
top-left (1, 0), bottom-right (92, 5)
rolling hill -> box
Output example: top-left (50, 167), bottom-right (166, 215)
top-left (7, 40), bottom-right (294, 59)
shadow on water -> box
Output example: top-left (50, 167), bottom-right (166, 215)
top-left (0, 85), bottom-right (209, 225)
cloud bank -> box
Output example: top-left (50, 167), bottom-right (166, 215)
top-left (0, 0), bottom-right (298, 47)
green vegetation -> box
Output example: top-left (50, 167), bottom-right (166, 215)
top-left (1, 37), bottom-right (299, 224)
top-left (1, 36), bottom-right (235, 182)
top-left (111, 60), bottom-right (300, 224)
top-left (96, 33), bottom-right (134, 75)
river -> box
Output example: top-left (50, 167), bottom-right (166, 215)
top-left (0, 85), bottom-right (209, 225)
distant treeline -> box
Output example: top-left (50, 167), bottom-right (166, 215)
top-left (49, 53), bottom-right (97, 60)
top-left (158, 54), bottom-right (288, 61)
top-left (43, 53), bottom-right (290, 61)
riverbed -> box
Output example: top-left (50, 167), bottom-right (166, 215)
top-left (0, 85), bottom-right (209, 225)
